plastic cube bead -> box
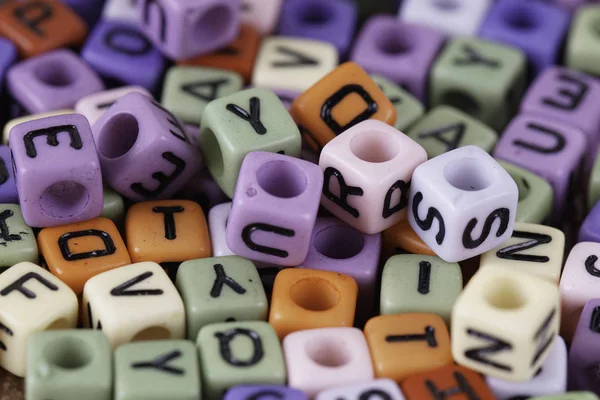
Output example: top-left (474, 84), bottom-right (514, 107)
top-left (269, 268), bottom-right (358, 340)
top-left (82, 262), bottom-right (185, 349)
top-left (7, 50), bottom-right (104, 114)
top-left (278, 0), bottom-right (358, 57)
top-left (9, 113), bottom-right (103, 227)
top-left (197, 321), bottom-right (286, 400)
top-left (284, 327), bottom-right (374, 397)
top-left (199, 88), bottom-right (302, 198)
top-left (208, 202), bottom-right (233, 257)
top-left (0, 0), bottom-right (87, 58)
top-left (479, 0), bottom-right (570, 77)
top-left (0, 205), bottom-right (37, 270)
top-left (569, 298), bottom-right (600, 394)
top-left (2, 109), bottom-right (74, 145)
top-left (241, 0), bottom-right (283, 36)
top-left (382, 219), bottom-right (436, 259)
top-left (452, 267), bottom-right (560, 381)
top-left (101, 186), bottom-right (126, 227)
top-left (92, 92), bottom-right (202, 201)
top-left (380, 255), bottom-right (462, 324)
top-left (114, 340), bottom-right (201, 400)
top-left (407, 106), bottom-right (498, 159)
top-left (429, 37), bottom-right (527, 132)
top-left (225, 385), bottom-right (306, 400)
top-left (26, 330), bottom-right (111, 400)
top-left (0, 38), bottom-right (17, 96)
top-left (75, 86), bottom-right (151, 126)
top-left (372, 75), bottom-right (424, 132)
top-left (580, 201), bottom-right (600, 242)
top-left (408, 146), bottom-right (518, 263)
top-left (81, 20), bottom-right (166, 92)
top-left (566, 5), bottom-right (600, 77)
top-left (136, 0), bottom-right (240, 60)
top-left (177, 169), bottom-right (228, 214)
top-left (102, 0), bottom-right (139, 23)
top-left (252, 37), bottom-right (338, 93)
top-left (350, 16), bottom-right (445, 102)
top-left (0, 262), bottom-right (78, 377)
top-left (589, 154), bottom-right (600, 210)
top-left (399, 0), bottom-right (492, 37)
top-left (0, 146), bottom-right (18, 204)
top-left (316, 379), bottom-right (405, 400)
top-left (364, 313), bottom-right (452, 382)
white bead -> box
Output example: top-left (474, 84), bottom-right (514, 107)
top-left (252, 37), bottom-right (338, 93)
top-left (399, 0), bottom-right (493, 37)
top-left (316, 379), bottom-right (406, 400)
top-left (2, 110), bottom-right (73, 145)
top-left (0, 262), bottom-right (78, 377)
top-left (103, 0), bottom-right (140, 22)
top-left (75, 86), bottom-right (152, 126)
top-left (208, 202), bottom-right (235, 257)
top-left (82, 262), bottom-right (185, 349)
top-left (241, 0), bottom-right (284, 36)
top-left (408, 145), bottom-right (518, 262)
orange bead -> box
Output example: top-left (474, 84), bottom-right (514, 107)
top-left (177, 24), bottom-right (261, 84)
top-left (0, 0), bottom-right (87, 58)
top-left (382, 219), bottom-right (436, 260)
top-left (37, 217), bottom-right (131, 294)
top-left (290, 62), bottom-right (396, 152)
top-left (269, 268), bottom-right (358, 340)
top-left (364, 314), bottom-right (452, 383)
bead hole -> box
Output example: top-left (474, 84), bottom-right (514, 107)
top-left (350, 130), bottom-right (400, 163)
top-left (256, 160), bottom-right (307, 198)
top-left (485, 277), bottom-right (526, 310)
top-left (97, 113), bottom-right (139, 159)
top-left (35, 62), bottom-right (76, 87)
top-left (300, 3), bottom-right (333, 25)
top-left (44, 337), bottom-right (93, 370)
top-left (378, 33), bottom-right (412, 55)
top-left (191, 5), bottom-right (236, 48)
top-left (314, 225), bottom-right (365, 259)
top-left (201, 128), bottom-right (225, 178)
top-left (40, 181), bottom-right (90, 220)
top-left (290, 278), bottom-right (340, 311)
top-left (505, 9), bottom-right (537, 30)
top-left (444, 158), bottom-right (493, 191)
top-left (131, 326), bottom-right (171, 342)
top-left (305, 337), bottom-right (351, 367)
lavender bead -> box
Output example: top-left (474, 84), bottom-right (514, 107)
top-left (224, 385), bottom-right (307, 400)
top-left (0, 146), bottom-right (17, 204)
top-left (579, 201), bottom-right (600, 243)
top-left (0, 38), bottom-right (17, 97)
top-left (569, 298), bottom-right (600, 394)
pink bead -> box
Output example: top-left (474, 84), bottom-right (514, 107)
top-left (241, 0), bottom-right (284, 36)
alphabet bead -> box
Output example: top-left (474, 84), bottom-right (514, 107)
top-left (0, 205), bottom-right (37, 270)
top-left (226, 385), bottom-right (307, 400)
top-left (75, 86), bottom-right (152, 126)
top-left (9, 113), bottom-right (104, 227)
top-left (2, 109), bottom-right (74, 145)
top-left (92, 91), bottom-right (202, 201)
top-left (408, 146), bottom-right (518, 262)
top-left (137, 0), bottom-right (240, 60)
top-left (372, 75), bottom-right (424, 132)
top-left (566, 5), bottom-right (600, 77)
top-left (208, 202), bottom-right (234, 257)
top-left (569, 298), bottom-right (600, 394)
top-left (579, 201), bottom-right (600, 242)
top-left (0, 146), bottom-right (18, 204)
top-left (382, 219), bottom-right (436, 259)
top-left (315, 379), bottom-right (405, 400)
top-left (102, 0), bottom-right (139, 23)
top-left (452, 267), bottom-right (560, 381)
top-left (101, 186), bottom-right (125, 227)
top-left (0, 262), bottom-right (78, 377)
top-left (240, 0), bottom-right (284, 36)
top-left (0, 38), bottom-right (17, 96)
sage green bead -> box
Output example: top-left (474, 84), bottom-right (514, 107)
top-left (199, 88), bottom-right (302, 197)
top-left (372, 74), bottom-right (424, 132)
top-left (588, 151), bottom-right (600, 210)
top-left (162, 66), bottom-right (244, 125)
top-left (566, 5), bottom-right (600, 78)
top-left (26, 330), bottom-right (112, 400)
top-left (197, 321), bottom-right (286, 400)
top-left (498, 160), bottom-right (553, 224)
top-left (530, 393), bottom-right (599, 400)
top-left (175, 256), bottom-right (268, 341)
top-left (101, 186), bottom-right (125, 227)
top-left (0, 204), bottom-right (38, 270)
top-left (407, 105), bottom-right (497, 158)
top-left (114, 340), bottom-right (201, 400)
top-left (429, 37), bottom-right (527, 132)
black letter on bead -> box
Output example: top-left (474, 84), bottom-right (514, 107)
top-left (417, 123), bottom-right (466, 153)
top-left (181, 79), bottom-right (230, 103)
top-left (130, 152), bottom-right (187, 199)
top-left (531, 308), bottom-right (556, 366)
top-left (0, 157), bottom-right (8, 186)
top-left (23, 125), bottom-right (83, 158)
top-left (382, 180), bottom-right (410, 219)
top-left (513, 123), bottom-right (566, 154)
top-left (411, 192), bottom-right (446, 245)
top-left (462, 208), bottom-right (510, 249)
top-left (454, 45), bottom-right (500, 68)
top-left (496, 231), bottom-right (552, 263)
top-left (542, 73), bottom-right (589, 111)
top-left (86, 302), bottom-right (102, 330)
top-left (271, 46), bottom-right (319, 67)
top-left (323, 167), bottom-right (364, 218)
top-left (13, 2), bottom-right (53, 36)
top-left (464, 329), bottom-right (513, 372)
top-left (132, 350), bottom-right (185, 375)
top-left (152, 206), bottom-right (184, 240)
top-left (0, 272), bottom-right (58, 299)
top-left (149, 100), bottom-right (188, 142)
top-left (215, 328), bottom-right (264, 367)
top-left (418, 261), bottom-right (431, 295)
top-left (425, 372), bottom-right (480, 400)
top-left (247, 391), bottom-right (284, 400)
top-left (590, 307), bottom-right (600, 333)
top-left (0, 322), bottom-right (13, 351)
top-left (358, 389), bottom-right (393, 400)
top-left (58, 230), bottom-right (117, 261)
top-left (226, 97), bottom-right (267, 135)
top-left (585, 255), bottom-right (600, 277)
top-left (211, 264), bottom-right (246, 298)
top-left (0, 210), bottom-right (21, 243)
top-left (142, 0), bottom-right (166, 42)
top-left (104, 26), bottom-right (152, 56)
top-left (111, 271), bottom-right (164, 296)
top-left (241, 223), bottom-right (295, 258)
top-left (386, 326), bottom-right (437, 348)
top-left (321, 84), bottom-right (378, 135)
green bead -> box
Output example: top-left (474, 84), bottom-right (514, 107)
top-left (429, 37), bottom-right (527, 132)
top-left (380, 254), bottom-right (462, 324)
top-left (498, 160), bottom-right (553, 224)
top-left (162, 66), bottom-right (244, 126)
top-left (114, 340), bottom-right (201, 400)
top-left (197, 321), bottom-right (286, 400)
top-left (101, 186), bottom-right (125, 227)
top-left (588, 151), bottom-right (600, 210)
top-left (530, 393), bottom-right (600, 400)
top-left (26, 330), bottom-right (112, 400)
top-left (176, 256), bottom-right (268, 341)
top-left (372, 74), bottom-right (424, 132)
top-left (566, 5), bottom-right (600, 77)
top-left (0, 204), bottom-right (38, 270)
top-left (199, 88), bottom-right (302, 197)
top-left (406, 105), bottom-right (497, 158)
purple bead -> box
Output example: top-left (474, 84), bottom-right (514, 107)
top-left (61, 0), bottom-right (104, 27)
top-left (272, 89), bottom-right (301, 111)
top-left (568, 298), bottom-right (600, 394)
top-left (8, 114), bottom-right (103, 227)
top-left (479, 0), bottom-right (570, 77)
top-left (226, 151), bottom-right (323, 267)
top-left (7, 49), bottom-right (104, 114)
top-left (177, 169), bottom-right (229, 215)
top-left (224, 385), bottom-right (307, 400)
top-left (350, 16), bottom-right (445, 102)
top-left (0, 146), bottom-right (18, 204)
top-left (0, 38), bottom-right (17, 97)
top-left (277, 0), bottom-right (358, 57)
top-left (82, 20), bottom-right (166, 93)
top-left (92, 92), bottom-right (202, 201)
top-left (579, 201), bottom-right (600, 243)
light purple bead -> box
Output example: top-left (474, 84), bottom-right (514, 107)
top-left (479, 0), bottom-right (570, 77)
top-left (568, 298), bottom-right (600, 394)
top-left (0, 146), bottom-right (18, 204)
top-left (137, 0), bottom-right (240, 60)
top-left (0, 38), bottom-right (17, 98)
top-left (226, 151), bottom-right (323, 267)
top-left (272, 89), bottom-right (301, 111)
top-left (82, 20), bottom-right (166, 92)
top-left (8, 114), bottom-right (103, 227)
top-left (61, 0), bottom-right (104, 26)
top-left (350, 15), bottom-right (445, 102)
top-left (277, 0), bottom-right (358, 57)
top-left (7, 49), bottom-right (104, 114)
top-left (92, 92), bottom-right (202, 201)
top-left (579, 201), bottom-right (600, 243)
top-left (224, 385), bottom-right (307, 400)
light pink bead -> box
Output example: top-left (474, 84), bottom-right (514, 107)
top-left (241, 0), bottom-right (284, 35)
